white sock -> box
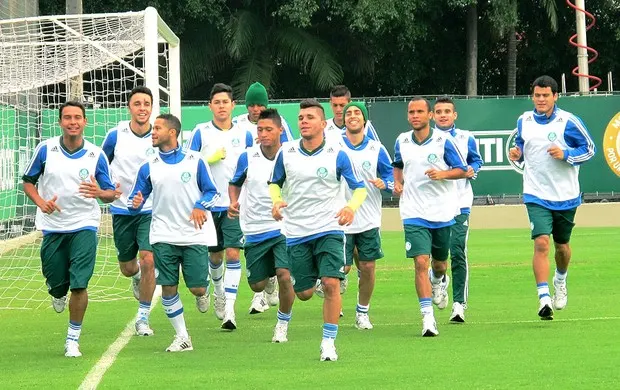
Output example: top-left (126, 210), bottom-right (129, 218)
top-left (137, 301), bottom-right (151, 320)
top-left (67, 321), bottom-right (81, 343)
top-left (210, 259), bottom-right (225, 296)
top-left (537, 282), bottom-right (551, 301)
top-left (224, 259), bottom-right (242, 312)
top-left (555, 269), bottom-right (567, 283)
top-left (162, 294), bottom-right (188, 338)
top-left (429, 269), bottom-right (443, 285)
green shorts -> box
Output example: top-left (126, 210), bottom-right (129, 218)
top-left (245, 234), bottom-right (289, 284)
top-left (208, 211), bottom-right (244, 253)
top-left (345, 228), bottom-right (384, 265)
top-left (403, 224), bottom-right (452, 261)
top-left (40, 229), bottom-right (98, 298)
top-left (526, 203), bottom-right (577, 244)
top-left (112, 214), bottom-right (152, 262)
top-left (287, 233), bottom-right (346, 293)
top-left (152, 243), bottom-right (209, 288)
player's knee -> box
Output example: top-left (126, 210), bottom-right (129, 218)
top-left (49, 284), bottom-right (70, 299)
top-left (321, 277), bottom-right (340, 296)
top-left (358, 261), bottom-right (375, 275)
top-left (296, 289), bottom-right (313, 301)
top-left (225, 248), bottom-right (240, 260)
top-left (413, 256), bottom-right (430, 272)
top-left (209, 251), bottom-right (224, 263)
top-left (139, 251), bottom-right (154, 266)
top-left (276, 269), bottom-right (291, 285)
top-left (534, 236), bottom-right (550, 254)
top-left (249, 281), bottom-right (266, 292)
top-left (554, 242), bottom-right (570, 255)
top-left (188, 287), bottom-right (206, 297)
top-left (119, 260), bottom-right (137, 277)
top-left (431, 259), bottom-right (448, 272)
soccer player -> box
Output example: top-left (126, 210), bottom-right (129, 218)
top-left (269, 99), bottom-right (367, 361)
top-left (509, 75), bottom-right (595, 320)
top-left (232, 82), bottom-right (294, 144)
top-left (102, 86), bottom-right (159, 336)
top-left (229, 108), bottom-right (296, 342)
top-left (185, 83), bottom-right (253, 329)
top-left (433, 97), bottom-right (483, 323)
top-left (324, 85), bottom-right (379, 143)
top-left (339, 102), bottom-right (394, 329)
top-left (22, 101), bottom-right (119, 357)
top-left (392, 97), bottom-right (471, 337)
top-left (128, 113), bottom-right (220, 352)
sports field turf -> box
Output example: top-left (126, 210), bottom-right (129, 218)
top-left (1, 227), bottom-right (620, 389)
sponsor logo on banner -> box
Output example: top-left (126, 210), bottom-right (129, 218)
top-left (472, 129), bottom-right (524, 174)
top-left (603, 112), bottom-right (620, 177)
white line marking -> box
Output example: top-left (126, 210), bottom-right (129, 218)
top-left (78, 289), bottom-right (160, 390)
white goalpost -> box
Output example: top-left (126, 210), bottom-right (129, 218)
top-left (0, 7), bottom-right (180, 309)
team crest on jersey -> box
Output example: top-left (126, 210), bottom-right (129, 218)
top-left (78, 168), bottom-right (89, 180)
top-left (362, 160), bottom-right (372, 171)
top-left (427, 153), bottom-right (439, 164)
top-left (232, 138), bottom-right (240, 147)
top-left (547, 132), bottom-right (557, 142)
top-left (290, 275), bottom-right (296, 286)
top-left (145, 148), bottom-right (155, 156)
top-left (316, 167), bottom-right (328, 178)
top-left (181, 172), bottom-right (191, 183)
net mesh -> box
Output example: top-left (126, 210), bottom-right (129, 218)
top-left (0, 10), bottom-right (176, 309)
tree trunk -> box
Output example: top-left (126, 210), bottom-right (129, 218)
top-left (506, 25), bottom-right (517, 95)
top-left (465, 3), bottom-right (478, 96)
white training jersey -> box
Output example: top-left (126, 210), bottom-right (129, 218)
top-left (232, 113), bottom-right (294, 143)
top-left (341, 136), bottom-right (394, 234)
top-left (102, 121), bottom-right (156, 214)
top-left (394, 130), bottom-right (467, 225)
top-left (185, 121), bottom-right (253, 210)
top-left (146, 151), bottom-right (217, 246)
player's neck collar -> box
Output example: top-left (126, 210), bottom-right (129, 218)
top-left (299, 138), bottom-right (326, 156)
top-left (59, 135), bottom-right (85, 155)
top-left (412, 127), bottom-right (433, 145)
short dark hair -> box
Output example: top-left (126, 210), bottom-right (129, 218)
top-left (157, 113), bottom-right (181, 137)
top-left (434, 97), bottom-right (456, 111)
top-left (210, 83), bottom-right (233, 100)
top-left (258, 108), bottom-right (282, 127)
top-left (531, 75), bottom-right (559, 94)
top-left (128, 86), bottom-right (153, 105)
top-left (59, 101), bottom-right (86, 119)
top-left (330, 85), bottom-right (351, 99)
top-left (300, 98), bottom-right (325, 119)
top-left (409, 96), bottom-right (431, 112)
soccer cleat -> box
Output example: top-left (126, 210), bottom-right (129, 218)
top-left (213, 293), bottom-right (226, 320)
top-left (272, 322), bottom-right (289, 343)
top-left (166, 335), bottom-right (193, 352)
top-left (450, 302), bottom-right (465, 323)
top-left (51, 295), bottom-right (67, 313)
top-left (422, 315), bottom-right (439, 337)
top-left (249, 292), bottom-right (269, 314)
top-left (340, 276), bottom-right (349, 295)
top-left (314, 279), bottom-right (324, 298)
top-left (355, 312), bottom-right (374, 330)
top-left (538, 297), bottom-right (554, 320)
top-left (553, 278), bottom-right (568, 310)
top-left (135, 318), bottom-right (154, 336)
top-left (430, 273), bottom-right (450, 310)
top-left (320, 340), bottom-right (338, 361)
top-left (64, 340), bottom-right (82, 357)
top-left (221, 310), bottom-right (237, 330)
top-left (131, 275), bottom-right (140, 301)
top-left (195, 293), bottom-right (210, 313)
top-left (265, 276), bottom-right (279, 306)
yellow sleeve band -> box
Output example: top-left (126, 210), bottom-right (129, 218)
top-left (206, 149), bottom-right (225, 164)
top-left (346, 187), bottom-right (367, 212)
top-left (269, 183), bottom-right (283, 204)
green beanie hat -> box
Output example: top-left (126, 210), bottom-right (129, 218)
top-left (245, 82), bottom-right (269, 107)
top-left (343, 101), bottom-right (368, 124)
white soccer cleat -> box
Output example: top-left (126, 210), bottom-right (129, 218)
top-left (422, 315), bottom-right (439, 337)
top-left (195, 293), bottom-right (210, 313)
top-left (430, 272), bottom-right (450, 310)
top-left (135, 318), bottom-right (154, 336)
top-left (265, 276), bottom-right (279, 306)
top-left (538, 296), bottom-right (554, 320)
top-left (450, 302), bottom-right (465, 323)
top-left (355, 312), bottom-right (374, 330)
top-left (51, 295), bottom-right (67, 313)
top-left (314, 279), bottom-right (324, 298)
top-left (64, 340), bottom-right (82, 357)
top-left (131, 275), bottom-right (140, 301)
top-left (553, 278), bottom-right (568, 310)
top-left (340, 276), bottom-right (349, 295)
top-left (249, 292), bottom-right (269, 314)
top-left (272, 322), bottom-right (289, 343)
top-left (320, 340), bottom-right (338, 361)
top-left (213, 293), bottom-right (226, 320)
top-left (166, 335), bottom-right (193, 352)
top-left (221, 310), bottom-right (237, 330)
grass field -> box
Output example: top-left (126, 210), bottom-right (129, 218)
top-left (2, 227), bottom-right (620, 389)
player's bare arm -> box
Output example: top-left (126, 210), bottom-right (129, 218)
top-left (23, 183), bottom-right (61, 214)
